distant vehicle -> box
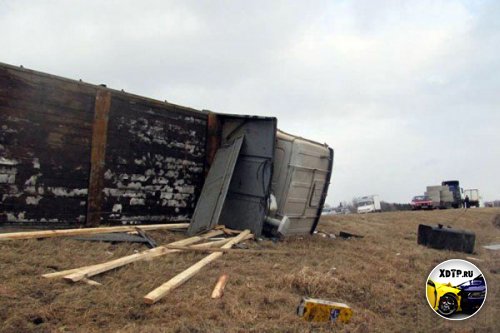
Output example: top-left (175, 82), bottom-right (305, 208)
top-left (442, 180), bottom-right (463, 208)
top-left (425, 180), bottom-right (464, 209)
top-left (463, 189), bottom-right (480, 208)
top-left (321, 207), bottom-right (336, 215)
top-left (321, 206), bottom-right (350, 215)
top-left (355, 195), bottom-right (381, 214)
top-left (411, 195), bottom-right (434, 210)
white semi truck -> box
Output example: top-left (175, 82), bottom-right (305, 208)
top-left (355, 195), bottom-right (381, 214)
top-left (463, 189), bottom-right (480, 207)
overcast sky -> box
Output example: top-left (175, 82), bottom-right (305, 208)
top-left (1, 0), bottom-right (498, 205)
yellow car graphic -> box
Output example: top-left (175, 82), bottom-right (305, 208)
top-left (427, 279), bottom-right (462, 316)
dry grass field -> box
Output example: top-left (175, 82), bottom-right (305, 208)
top-left (1, 208), bottom-right (499, 332)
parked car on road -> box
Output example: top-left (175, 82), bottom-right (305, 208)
top-left (411, 195), bottom-right (434, 210)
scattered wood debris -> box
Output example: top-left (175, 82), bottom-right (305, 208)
top-left (163, 246), bottom-right (282, 254)
top-left (211, 274), bottom-right (229, 299)
top-left (19, 225), bottom-right (261, 306)
top-left (42, 230), bottom-right (224, 280)
top-left (143, 230), bottom-right (252, 304)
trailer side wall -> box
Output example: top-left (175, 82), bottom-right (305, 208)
top-left (0, 63), bottom-right (207, 227)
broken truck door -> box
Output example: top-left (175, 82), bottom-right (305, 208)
top-left (187, 136), bottom-right (244, 235)
top-left (216, 115), bottom-right (277, 237)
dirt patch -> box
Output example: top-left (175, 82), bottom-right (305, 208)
top-left (0, 208), bottom-right (499, 332)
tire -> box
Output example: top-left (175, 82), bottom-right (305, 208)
top-left (437, 294), bottom-right (458, 316)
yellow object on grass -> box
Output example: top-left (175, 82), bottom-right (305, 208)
top-left (297, 297), bottom-right (353, 323)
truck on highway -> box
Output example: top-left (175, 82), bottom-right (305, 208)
top-left (355, 195), bottom-right (381, 214)
top-left (442, 180), bottom-right (463, 208)
top-left (463, 189), bottom-right (480, 207)
top-left (425, 180), bottom-right (464, 209)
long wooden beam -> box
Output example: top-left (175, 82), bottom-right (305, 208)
top-left (64, 233), bottom-right (247, 282)
top-left (43, 230), bottom-right (223, 279)
top-left (42, 230), bottom-right (222, 279)
top-left (163, 246), bottom-right (281, 255)
top-left (143, 230), bottom-right (251, 304)
top-left (0, 223), bottom-right (189, 241)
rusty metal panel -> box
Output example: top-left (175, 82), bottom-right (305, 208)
top-left (100, 94), bottom-right (208, 224)
top-left (86, 90), bottom-right (111, 227)
top-left (187, 135), bottom-right (244, 235)
top-left (0, 63), bottom-right (96, 227)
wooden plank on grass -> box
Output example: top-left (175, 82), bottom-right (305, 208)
top-left (163, 246), bottom-right (281, 255)
top-left (211, 274), bottom-right (228, 299)
top-left (81, 278), bottom-right (102, 286)
top-left (143, 230), bottom-right (251, 304)
top-left (0, 223), bottom-right (189, 241)
top-left (43, 230), bottom-right (223, 279)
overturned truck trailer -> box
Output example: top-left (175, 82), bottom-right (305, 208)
top-left (0, 62), bottom-right (333, 236)
top-left (0, 62), bottom-right (208, 228)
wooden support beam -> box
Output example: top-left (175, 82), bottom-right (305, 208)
top-left (87, 89), bottom-right (112, 227)
top-left (186, 234), bottom-right (252, 250)
top-left (1, 223), bottom-right (189, 241)
top-left (143, 230), bottom-right (251, 304)
top-left (221, 227), bottom-right (243, 235)
top-left (163, 246), bottom-right (280, 255)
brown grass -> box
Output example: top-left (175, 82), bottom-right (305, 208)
top-left (1, 208), bottom-right (499, 332)
top-left (492, 213), bottom-right (500, 229)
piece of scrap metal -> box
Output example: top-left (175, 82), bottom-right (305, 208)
top-left (73, 232), bottom-right (154, 247)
